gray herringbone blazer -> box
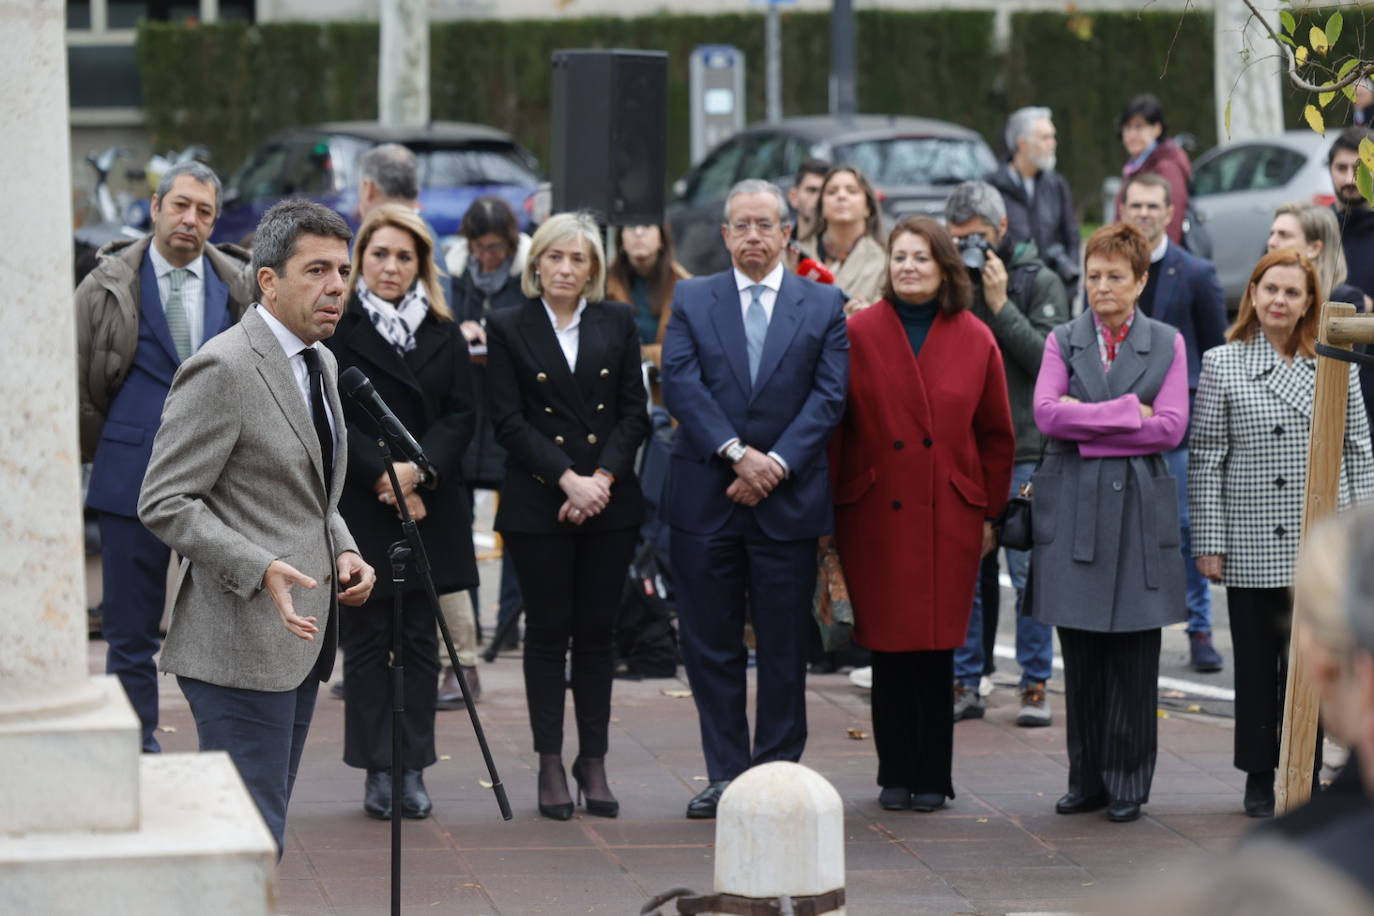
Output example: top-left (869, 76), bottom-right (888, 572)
top-left (1188, 336), bottom-right (1374, 588)
top-left (139, 306), bottom-right (358, 691)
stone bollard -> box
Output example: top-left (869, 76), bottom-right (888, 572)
top-left (712, 761), bottom-right (845, 915)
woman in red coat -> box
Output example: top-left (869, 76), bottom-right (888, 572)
top-left (831, 215), bottom-right (1015, 812)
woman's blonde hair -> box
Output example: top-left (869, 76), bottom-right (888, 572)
top-left (521, 211), bottom-right (607, 302)
top-left (347, 203), bottom-right (452, 321)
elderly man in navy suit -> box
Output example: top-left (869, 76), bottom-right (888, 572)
top-left (76, 161), bottom-right (254, 752)
top-left (1121, 172), bottom-right (1229, 673)
top-left (661, 179), bottom-right (849, 818)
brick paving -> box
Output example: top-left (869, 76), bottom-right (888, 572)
top-left (92, 633), bottom-right (1256, 915)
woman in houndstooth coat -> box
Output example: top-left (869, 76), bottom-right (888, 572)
top-left (1189, 247), bottom-right (1374, 819)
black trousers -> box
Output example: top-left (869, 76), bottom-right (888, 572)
top-left (505, 527), bottom-right (638, 757)
top-left (979, 552), bottom-right (1000, 676)
top-left (340, 588), bottom-right (440, 771)
top-left (1227, 586), bottom-right (1322, 781)
top-left (1059, 626), bottom-right (1161, 804)
top-left (870, 649), bottom-right (955, 798)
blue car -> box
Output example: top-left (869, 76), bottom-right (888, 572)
top-left (211, 121), bottom-right (543, 247)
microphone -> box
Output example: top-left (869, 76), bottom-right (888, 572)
top-left (338, 366), bottom-right (437, 480)
top-left (797, 257), bottom-right (835, 285)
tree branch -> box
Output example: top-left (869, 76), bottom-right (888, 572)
top-left (1238, 0), bottom-right (1374, 94)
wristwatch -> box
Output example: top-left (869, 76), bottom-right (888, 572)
top-left (724, 441), bottom-right (748, 464)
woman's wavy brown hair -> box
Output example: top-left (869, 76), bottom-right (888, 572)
top-left (1227, 248), bottom-right (1322, 358)
top-left (881, 215), bottom-right (971, 315)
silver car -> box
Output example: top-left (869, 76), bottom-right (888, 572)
top-left (1192, 129), bottom-right (1335, 304)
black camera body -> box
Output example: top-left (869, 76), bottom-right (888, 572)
top-left (958, 232), bottom-right (991, 273)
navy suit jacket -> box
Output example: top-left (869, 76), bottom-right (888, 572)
top-left (1148, 241), bottom-right (1227, 392)
top-left (86, 251), bottom-right (234, 517)
top-left (660, 268), bottom-right (849, 540)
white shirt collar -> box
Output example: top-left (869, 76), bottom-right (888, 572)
top-left (1150, 236), bottom-right (1169, 264)
top-left (148, 241), bottom-right (204, 280)
top-left (541, 297), bottom-right (588, 331)
top-left (733, 262), bottom-right (785, 294)
top-left (255, 303), bottom-right (315, 359)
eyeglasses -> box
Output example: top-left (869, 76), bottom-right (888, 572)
top-left (725, 219), bottom-right (780, 236)
top-left (470, 240), bottom-right (509, 256)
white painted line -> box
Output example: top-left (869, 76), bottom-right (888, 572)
top-left (991, 645), bottom-right (1236, 703)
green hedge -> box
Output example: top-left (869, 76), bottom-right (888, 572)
top-left (141, 9), bottom-right (1363, 220)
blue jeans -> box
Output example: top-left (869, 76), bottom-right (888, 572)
top-left (955, 462), bottom-right (1053, 687)
top-left (1164, 445), bottom-right (1213, 633)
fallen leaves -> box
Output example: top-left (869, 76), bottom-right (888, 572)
top-left (846, 727), bottom-right (868, 740)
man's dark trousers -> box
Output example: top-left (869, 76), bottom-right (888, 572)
top-left (672, 507), bottom-right (817, 782)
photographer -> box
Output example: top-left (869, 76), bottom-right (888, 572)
top-left (944, 180), bottom-right (1069, 727)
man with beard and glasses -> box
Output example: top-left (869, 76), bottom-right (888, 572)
top-left (987, 107), bottom-right (1080, 301)
top-left (944, 180), bottom-right (1068, 728)
top-left (1330, 127), bottom-right (1374, 298)
top-left (1120, 172), bottom-right (1227, 674)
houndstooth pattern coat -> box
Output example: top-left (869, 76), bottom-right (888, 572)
top-left (1188, 336), bottom-right (1374, 588)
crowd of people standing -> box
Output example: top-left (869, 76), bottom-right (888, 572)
top-left (72, 92), bottom-right (1374, 866)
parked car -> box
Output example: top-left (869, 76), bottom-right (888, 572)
top-left (211, 121), bottom-right (543, 246)
top-left (1191, 129), bottom-right (1335, 304)
top-left (668, 115), bottom-right (998, 275)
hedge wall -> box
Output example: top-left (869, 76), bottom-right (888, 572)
top-left (137, 8), bottom-right (1370, 220)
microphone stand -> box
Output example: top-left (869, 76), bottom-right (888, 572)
top-left (376, 435), bottom-right (513, 916)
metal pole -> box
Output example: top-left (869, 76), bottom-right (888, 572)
top-left (766, 4), bottom-right (782, 123)
top-left (379, 0), bottom-right (430, 127)
top-left (830, 0), bottom-right (857, 121)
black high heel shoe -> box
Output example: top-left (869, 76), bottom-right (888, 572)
top-left (571, 756), bottom-right (620, 818)
top-left (537, 756), bottom-right (573, 821)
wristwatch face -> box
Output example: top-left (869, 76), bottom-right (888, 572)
top-left (726, 442), bottom-right (747, 463)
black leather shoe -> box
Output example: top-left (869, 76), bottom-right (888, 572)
top-left (402, 769), bottom-right (432, 819)
top-left (1055, 791), bottom-right (1109, 815)
top-left (537, 758), bottom-right (574, 821)
top-left (364, 771), bottom-right (392, 820)
top-left (686, 780), bottom-right (731, 819)
top-left (910, 792), bottom-right (946, 813)
top-left (878, 787), bottom-right (911, 810)
top-left (1107, 801), bottom-right (1142, 822)
top-left (571, 757), bottom-right (619, 818)
top-left (1244, 771), bottom-right (1276, 818)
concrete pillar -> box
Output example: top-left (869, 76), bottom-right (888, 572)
top-left (713, 762), bottom-right (846, 915)
top-left (380, 0), bottom-right (430, 126)
top-left (1214, 0), bottom-right (1284, 141)
top-left (0, 4), bottom-right (274, 909)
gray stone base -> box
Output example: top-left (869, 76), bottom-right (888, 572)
top-left (0, 751), bottom-right (275, 915)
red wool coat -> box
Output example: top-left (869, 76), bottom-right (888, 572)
top-left (830, 301), bottom-right (1015, 652)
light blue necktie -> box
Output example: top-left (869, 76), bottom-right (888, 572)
top-left (745, 284), bottom-right (769, 384)
top-left (164, 267), bottom-right (193, 362)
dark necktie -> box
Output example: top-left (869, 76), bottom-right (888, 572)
top-left (299, 347), bottom-right (334, 489)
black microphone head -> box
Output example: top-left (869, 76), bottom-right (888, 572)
top-left (339, 366), bottom-right (373, 397)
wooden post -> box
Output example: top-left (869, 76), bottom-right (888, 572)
top-left (1279, 302), bottom-right (1362, 811)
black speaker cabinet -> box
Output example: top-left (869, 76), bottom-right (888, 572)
top-left (550, 49), bottom-right (668, 226)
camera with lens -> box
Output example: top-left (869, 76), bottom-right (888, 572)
top-left (957, 232), bottom-right (991, 274)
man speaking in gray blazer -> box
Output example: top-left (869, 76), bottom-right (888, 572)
top-left (139, 200), bottom-right (376, 852)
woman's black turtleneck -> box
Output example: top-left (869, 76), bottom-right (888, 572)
top-left (892, 296), bottom-right (940, 359)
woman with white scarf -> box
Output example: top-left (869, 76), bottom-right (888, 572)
top-left (325, 203), bottom-right (479, 821)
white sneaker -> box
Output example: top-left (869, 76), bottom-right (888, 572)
top-left (978, 675), bottom-right (994, 697)
top-left (848, 666), bottom-right (872, 689)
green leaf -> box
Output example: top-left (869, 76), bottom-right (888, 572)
top-left (1310, 25), bottom-right (1329, 55)
top-left (1305, 103), bottom-right (1325, 134)
top-left (1277, 33), bottom-right (1297, 48)
top-left (1321, 90), bottom-right (1336, 108)
top-left (1339, 58), bottom-right (1359, 80)
top-left (1358, 162), bottom-right (1373, 207)
top-left (1345, 84), bottom-right (1359, 105)
top-left (1281, 10), bottom-right (1297, 34)
top-left (1326, 11), bottom-right (1343, 47)
top-left (1224, 99), bottom-right (1232, 138)
top-left (1358, 138), bottom-right (1374, 175)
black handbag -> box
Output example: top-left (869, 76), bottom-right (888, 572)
top-left (995, 479), bottom-right (1034, 551)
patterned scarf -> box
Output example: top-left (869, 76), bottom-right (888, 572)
top-left (1094, 310), bottom-right (1136, 370)
top-left (356, 276), bottom-right (429, 354)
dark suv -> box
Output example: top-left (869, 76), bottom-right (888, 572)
top-left (211, 121), bottom-right (543, 245)
top-left (667, 115), bottom-right (997, 274)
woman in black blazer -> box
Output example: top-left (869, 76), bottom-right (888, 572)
top-left (325, 204), bottom-right (478, 821)
top-left (486, 211), bottom-right (650, 820)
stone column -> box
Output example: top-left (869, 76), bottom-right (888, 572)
top-left (1214, 0), bottom-right (1285, 142)
top-left (379, 0), bottom-right (429, 126)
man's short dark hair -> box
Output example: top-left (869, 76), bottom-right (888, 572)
top-left (794, 158), bottom-right (829, 186)
top-left (1123, 171), bottom-right (1173, 206)
top-left (359, 142), bottom-right (419, 201)
top-left (1330, 126), bottom-right (1372, 165)
top-left (251, 200), bottom-right (352, 287)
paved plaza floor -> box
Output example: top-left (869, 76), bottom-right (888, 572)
top-left (91, 633), bottom-right (1262, 915)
